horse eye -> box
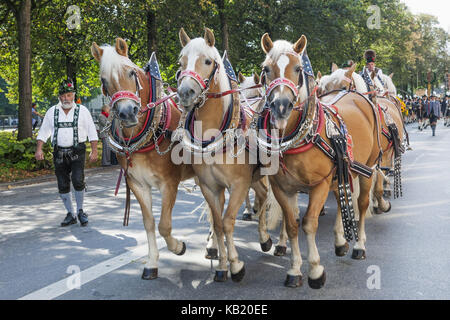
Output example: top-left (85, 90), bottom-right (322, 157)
top-left (295, 66), bottom-right (301, 73)
top-left (205, 59), bottom-right (212, 65)
top-left (263, 66), bottom-right (270, 73)
top-left (129, 70), bottom-right (136, 77)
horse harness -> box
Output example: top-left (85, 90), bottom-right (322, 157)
top-left (53, 105), bottom-right (81, 164)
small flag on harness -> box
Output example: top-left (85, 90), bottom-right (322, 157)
top-left (144, 52), bottom-right (162, 81)
top-left (222, 50), bottom-right (238, 83)
top-left (301, 49), bottom-right (314, 78)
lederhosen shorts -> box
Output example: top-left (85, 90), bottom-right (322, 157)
top-left (53, 143), bottom-right (86, 194)
top-left (52, 105), bottom-right (86, 194)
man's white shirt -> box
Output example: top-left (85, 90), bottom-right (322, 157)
top-left (37, 102), bottom-right (98, 147)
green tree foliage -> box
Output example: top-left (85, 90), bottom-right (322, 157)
top-left (1, 0), bottom-right (449, 120)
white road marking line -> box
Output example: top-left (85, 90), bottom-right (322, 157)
top-left (18, 237), bottom-right (166, 300)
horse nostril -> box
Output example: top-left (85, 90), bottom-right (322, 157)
top-left (189, 88), bottom-right (195, 96)
top-left (133, 106), bottom-right (139, 114)
top-left (119, 111), bottom-right (126, 119)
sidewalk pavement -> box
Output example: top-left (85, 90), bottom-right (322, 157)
top-left (0, 165), bottom-right (121, 191)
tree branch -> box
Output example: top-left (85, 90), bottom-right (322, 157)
top-left (4, 0), bottom-right (18, 16)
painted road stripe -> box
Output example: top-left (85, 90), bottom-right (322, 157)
top-left (18, 237), bottom-right (166, 300)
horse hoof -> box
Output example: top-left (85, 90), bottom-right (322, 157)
top-left (214, 270), bottom-right (228, 282)
top-left (308, 271), bottom-right (326, 289)
top-left (242, 213), bottom-right (252, 221)
top-left (253, 207), bottom-right (258, 214)
top-left (384, 201), bottom-right (392, 213)
top-left (205, 248), bottom-right (218, 260)
top-left (260, 238), bottom-right (273, 252)
top-left (231, 266), bottom-right (246, 282)
top-left (176, 242), bottom-right (186, 256)
top-left (284, 274), bottom-right (303, 288)
top-left (142, 268), bottom-right (158, 280)
top-left (351, 249), bottom-right (366, 260)
top-left (335, 242), bottom-right (349, 257)
top-left (274, 245), bottom-right (287, 256)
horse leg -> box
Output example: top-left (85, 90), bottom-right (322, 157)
top-left (251, 179), bottom-right (272, 252)
top-left (205, 191), bottom-right (225, 260)
top-left (274, 216), bottom-right (289, 256)
top-left (270, 181), bottom-right (303, 287)
top-left (242, 191), bottom-right (253, 221)
top-left (303, 181), bottom-right (329, 289)
top-left (127, 179), bottom-right (159, 280)
top-left (373, 170), bottom-right (391, 214)
top-left (333, 190), bottom-right (350, 257)
top-left (158, 183), bottom-right (186, 256)
top-left (352, 176), bottom-right (372, 260)
top-left (222, 183), bottom-right (252, 282)
top-left (199, 184), bottom-right (228, 282)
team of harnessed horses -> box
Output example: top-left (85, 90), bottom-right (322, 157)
top-left (90, 28), bottom-right (410, 289)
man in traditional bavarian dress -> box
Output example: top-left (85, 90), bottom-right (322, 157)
top-left (35, 79), bottom-right (98, 227)
top-left (360, 49), bottom-right (385, 92)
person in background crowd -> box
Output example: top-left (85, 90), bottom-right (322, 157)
top-left (31, 102), bottom-right (43, 131)
top-left (443, 96), bottom-right (450, 127)
top-left (428, 95), bottom-right (441, 136)
top-left (98, 104), bottom-right (112, 166)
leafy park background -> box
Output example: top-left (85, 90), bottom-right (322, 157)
top-left (0, 0), bottom-right (448, 180)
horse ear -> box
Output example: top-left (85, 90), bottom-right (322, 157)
top-left (316, 71), bottom-right (322, 81)
top-left (91, 42), bottom-right (103, 62)
top-left (115, 38), bottom-right (128, 57)
top-left (179, 28), bottom-right (191, 47)
top-left (331, 63), bottom-right (338, 73)
top-left (204, 28), bottom-right (215, 47)
top-left (293, 35), bottom-right (307, 54)
top-left (238, 71), bottom-right (245, 84)
top-left (345, 63), bottom-right (357, 78)
top-left (261, 33), bottom-right (273, 54)
top-left (389, 73), bottom-right (394, 79)
top-left (253, 72), bottom-right (260, 84)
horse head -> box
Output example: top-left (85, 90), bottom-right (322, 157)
top-left (176, 28), bottom-right (226, 112)
top-left (318, 63), bottom-right (357, 95)
top-left (260, 33), bottom-right (307, 129)
top-left (238, 71), bottom-right (261, 100)
top-left (91, 38), bottom-right (146, 128)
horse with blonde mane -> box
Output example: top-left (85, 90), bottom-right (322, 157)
top-left (91, 38), bottom-right (196, 281)
top-left (318, 63), bottom-right (406, 206)
top-left (175, 28), bottom-right (281, 282)
top-left (256, 33), bottom-right (383, 288)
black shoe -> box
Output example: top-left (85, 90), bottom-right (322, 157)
top-left (78, 209), bottom-right (89, 226)
top-left (61, 212), bottom-right (77, 227)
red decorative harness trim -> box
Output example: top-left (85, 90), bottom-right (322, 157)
top-left (266, 78), bottom-right (299, 98)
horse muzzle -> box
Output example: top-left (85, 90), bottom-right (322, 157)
top-left (117, 102), bottom-right (139, 127)
top-left (177, 80), bottom-right (203, 110)
top-left (269, 97), bottom-right (293, 129)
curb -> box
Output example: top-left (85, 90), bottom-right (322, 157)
top-left (0, 165), bottom-right (121, 191)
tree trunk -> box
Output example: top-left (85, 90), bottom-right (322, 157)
top-left (66, 54), bottom-right (77, 97)
top-left (217, 0), bottom-right (229, 52)
top-left (146, 9), bottom-right (157, 56)
top-left (17, 0), bottom-right (32, 140)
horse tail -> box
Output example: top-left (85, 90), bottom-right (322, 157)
top-left (265, 183), bottom-right (283, 231)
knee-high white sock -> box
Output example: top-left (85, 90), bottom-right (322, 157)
top-left (60, 193), bottom-right (75, 217)
top-left (74, 190), bottom-right (84, 213)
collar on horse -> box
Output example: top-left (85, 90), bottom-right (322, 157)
top-left (105, 53), bottom-right (175, 163)
top-left (175, 52), bottom-right (247, 155)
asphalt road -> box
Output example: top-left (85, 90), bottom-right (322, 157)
top-left (1, 122), bottom-right (449, 300)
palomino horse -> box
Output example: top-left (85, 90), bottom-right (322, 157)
top-left (175, 28), bottom-right (279, 282)
top-left (238, 71), bottom-right (264, 220)
top-left (257, 33), bottom-right (382, 288)
top-left (91, 38), bottom-right (196, 280)
top-left (318, 64), bottom-right (405, 212)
